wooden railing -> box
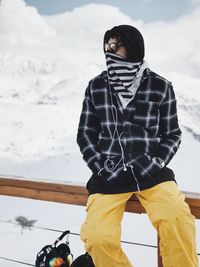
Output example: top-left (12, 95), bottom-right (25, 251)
top-left (0, 176), bottom-right (200, 267)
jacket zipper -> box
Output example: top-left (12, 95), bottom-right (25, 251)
top-left (130, 165), bottom-right (140, 191)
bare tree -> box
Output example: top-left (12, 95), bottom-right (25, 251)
top-left (15, 216), bottom-right (37, 234)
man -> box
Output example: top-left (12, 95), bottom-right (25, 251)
top-left (76, 25), bottom-right (198, 267)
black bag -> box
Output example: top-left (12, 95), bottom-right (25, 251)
top-left (71, 252), bottom-right (95, 267)
top-left (35, 230), bottom-right (73, 267)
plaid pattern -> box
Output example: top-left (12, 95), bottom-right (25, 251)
top-left (77, 68), bottom-right (182, 186)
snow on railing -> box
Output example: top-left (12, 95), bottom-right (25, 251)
top-left (0, 176), bottom-right (200, 267)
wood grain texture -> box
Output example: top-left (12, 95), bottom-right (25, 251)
top-left (0, 177), bottom-right (200, 218)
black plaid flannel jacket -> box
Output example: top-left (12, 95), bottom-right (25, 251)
top-left (77, 68), bottom-right (182, 187)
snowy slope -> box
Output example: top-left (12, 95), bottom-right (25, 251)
top-left (169, 72), bottom-right (200, 140)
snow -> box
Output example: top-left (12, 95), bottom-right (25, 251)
top-left (0, 0), bottom-right (200, 266)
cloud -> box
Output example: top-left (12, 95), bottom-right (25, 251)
top-left (0, 0), bottom-right (56, 45)
top-left (45, 3), bottom-right (135, 48)
top-left (142, 7), bottom-right (200, 78)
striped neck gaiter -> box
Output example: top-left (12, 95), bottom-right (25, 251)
top-left (106, 52), bottom-right (143, 108)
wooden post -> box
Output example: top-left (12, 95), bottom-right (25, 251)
top-left (157, 235), bottom-right (163, 267)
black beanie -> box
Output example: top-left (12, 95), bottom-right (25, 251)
top-left (103, 25), bottom-right (145, 62)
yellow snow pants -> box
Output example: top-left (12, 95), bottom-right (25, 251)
top-left (80, 181), bottom-right (198, 267)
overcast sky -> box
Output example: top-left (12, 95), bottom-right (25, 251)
top-left (24, 0), bottom-right (200, 22)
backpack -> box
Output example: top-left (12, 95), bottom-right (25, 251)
top-left (35, 230), bottom-right (95, 267)
top-left (35, 230), bottom-right (73, 267)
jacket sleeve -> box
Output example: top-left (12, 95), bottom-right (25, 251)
top-left (76, 81), bottom-right (104, 174)
top-left (155, 83), bottom-right (182, 165)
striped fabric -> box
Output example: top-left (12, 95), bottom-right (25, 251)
top-left (77, 68), bottom-right (182, 189)
top-left (106, 53), bottom-right (141, 107)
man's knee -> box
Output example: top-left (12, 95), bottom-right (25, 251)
top-left (80, 221), bottom-right (120, 249)
top-left (149, 194), bottom-right (193, 226)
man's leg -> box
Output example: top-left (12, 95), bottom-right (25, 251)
top-left (80, 192), bottom-right (133, 267)
top-left (136, 181), bottom-right (198, 267)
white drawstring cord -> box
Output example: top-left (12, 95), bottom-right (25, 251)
top-left (103, 82), bottom-right (127, 173)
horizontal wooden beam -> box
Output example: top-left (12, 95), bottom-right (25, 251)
top-left (0, 177), bottom-right (200, 218)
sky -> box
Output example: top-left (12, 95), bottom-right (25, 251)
top-left (24, 0), bottom-right (200, 22)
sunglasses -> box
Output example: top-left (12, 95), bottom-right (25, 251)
top-left (104, 42), bottom-right (123, 53)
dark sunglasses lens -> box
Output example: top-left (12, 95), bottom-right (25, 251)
top-left (105, 43), bottom-right (117, 52)
top-left (110, 43), bottom-right (117, 52)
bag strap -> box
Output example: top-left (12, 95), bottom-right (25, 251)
top-left (53, 230), bottom-right (70, 246)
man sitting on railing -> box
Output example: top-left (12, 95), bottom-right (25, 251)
top-left (76, 24), bottom-right (199, 267)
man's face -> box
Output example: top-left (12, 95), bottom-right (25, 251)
top-left (105, 37), bottom-right (127, 58)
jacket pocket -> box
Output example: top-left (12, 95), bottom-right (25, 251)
top-left (132, 154), bottom-right (162, 179)
top-left (133, 100), bottom-right (159, 128)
